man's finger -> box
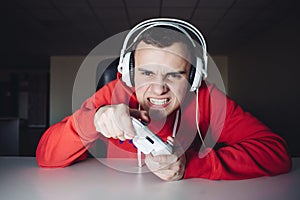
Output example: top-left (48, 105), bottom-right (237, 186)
top-left (151, 154), bottom-right (178, 164)
top-left (120, 115), bottom-right (136, 139)
top-left (129, 109), bottom-right (150, 123)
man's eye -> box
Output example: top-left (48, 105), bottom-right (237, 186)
top-left (142, 71), bottom-right (153, 76)
top-left (167, 73), bottom-right (182, 79)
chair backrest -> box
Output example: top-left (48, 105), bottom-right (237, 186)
top-left (96, 57), bottom-right (119, 91)
top-left (93, 58), bottom-right (119, 158)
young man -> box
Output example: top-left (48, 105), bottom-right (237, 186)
top-left (36, 19), bottom-right (291, 181)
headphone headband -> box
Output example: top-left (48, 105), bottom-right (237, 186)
top-left (118, 18), bottom-right (208, 91)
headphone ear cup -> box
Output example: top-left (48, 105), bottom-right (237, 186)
top-left (190, 57), bottom-right (203, 92)
top-left (129, 51), bottom-right (135, 86)
top-left (121, 52), bottom-right (132, 87)
top-left (189, 65), bottom-right (196, 86)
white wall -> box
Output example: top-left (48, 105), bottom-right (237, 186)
top-left (209, 55), bottom-right (228, 94)
top-left (50, 55), bottom-right (117, 125)
top-left (50, 56), bottom-right (85, 125)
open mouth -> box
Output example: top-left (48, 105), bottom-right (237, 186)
top-left (148, 98), bottom-right (170, 106)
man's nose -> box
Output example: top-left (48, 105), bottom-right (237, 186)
top-left (150, 79), bottom-right (169, 95)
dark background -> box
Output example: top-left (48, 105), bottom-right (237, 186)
top-left (0, 0), bottom-right (299, 156)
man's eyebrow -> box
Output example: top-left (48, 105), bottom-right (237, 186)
top-left (137, 68), bottom-right (153, 72)
top-left (166, 71), bottom-right (187, 75)
top-left (137, 68), bottom-right (187, 75)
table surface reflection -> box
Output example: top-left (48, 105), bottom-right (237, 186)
top-left (0, 157), bottom-right (299, 200)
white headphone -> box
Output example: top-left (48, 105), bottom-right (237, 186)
top-left (117, 18), bottom-right (208, 92)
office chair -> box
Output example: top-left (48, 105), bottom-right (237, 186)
top-left (96, 57), bottom-right (119, 91)
top-left (91, 57), bottom-right (119, 157)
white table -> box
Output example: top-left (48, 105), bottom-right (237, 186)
top-left (0, 157), bottom-right (299, 200)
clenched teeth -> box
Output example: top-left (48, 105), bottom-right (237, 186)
top-left (149, 98), bottom-right (169, 105)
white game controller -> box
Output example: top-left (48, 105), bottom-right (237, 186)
top-left (131, 117), bottom-right (173, 156)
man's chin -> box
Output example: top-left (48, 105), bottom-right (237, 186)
top-left (148, 108), bottom-right (168, 121)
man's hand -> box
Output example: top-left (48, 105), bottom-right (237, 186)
top-left (94, 104), bottom-right (149, 140)
top-left (145, 136), bottom-right (186, 181)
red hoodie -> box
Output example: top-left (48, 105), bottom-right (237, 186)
top-left (36, 75), bottom-right (291, 180)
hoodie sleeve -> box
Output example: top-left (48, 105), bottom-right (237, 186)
top-left (183, 84), bottom-right (292, 180)
top-left (36, 81), bottom-right (118, 167)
